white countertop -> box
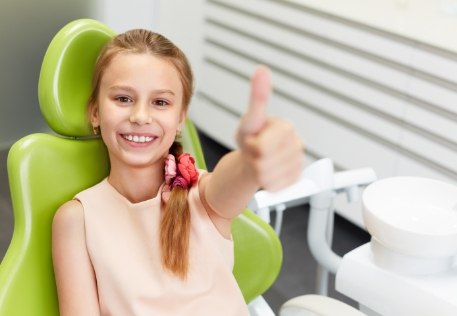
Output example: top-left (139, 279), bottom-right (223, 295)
top-left (336, 244), bottom-right (457, 315)
top-left (286, 0), bottom-right (457, 53)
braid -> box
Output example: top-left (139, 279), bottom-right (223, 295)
top-left (169, 141), bottom-right (183, 158)
top-left (160, 141), bottom-right (191, 279)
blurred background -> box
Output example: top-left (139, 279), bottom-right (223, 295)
top-left (1, 0), bottom-right (456, 313)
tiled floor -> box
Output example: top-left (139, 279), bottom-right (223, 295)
top-left (0, 130), bottom-right (370, 314)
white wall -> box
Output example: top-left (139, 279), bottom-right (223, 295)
top-left (94, 0), bottom-right (157, 32)
top-left (0, 0), bottom-right (158, 151)
top-left (187, 0), bottom-right (457, 227)
top-left (153, 0), bottom-right (206, 106)
top-left (0, 0), bottom-right (94, 149)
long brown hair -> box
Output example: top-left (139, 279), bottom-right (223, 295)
top-left (89, 29), bottom-right (194, 279)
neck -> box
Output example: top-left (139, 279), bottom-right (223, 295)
top-left (108, 162), bottom-right (164, 203)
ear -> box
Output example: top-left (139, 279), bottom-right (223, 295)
top-left (177, 108), bottom-right (188, 132)
top-left (89, 101), bottom-right (100, 127)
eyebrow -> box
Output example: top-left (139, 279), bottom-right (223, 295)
top-left (109, 85), bottom-right (175, 95)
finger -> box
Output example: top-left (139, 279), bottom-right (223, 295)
top-left (259, 149), bottom-right (304, 191)
top-left (239, 65), bottom-right (272, 136)
top-left (244, 119), bottom-right (295, 157)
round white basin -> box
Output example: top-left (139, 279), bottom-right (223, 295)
top-left (362, 176), bottom-right (457, 274)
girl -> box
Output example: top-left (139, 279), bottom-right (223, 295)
top-left (52, 29), bottom-right (304, 315)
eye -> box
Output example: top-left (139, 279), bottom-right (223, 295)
top-left (153, 99), bottom-right (170, 107)
top-left (115, 96), bottom-right (132, 103)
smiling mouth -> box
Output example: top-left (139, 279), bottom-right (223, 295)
top-left (122, 134), bottom-right (156, 143)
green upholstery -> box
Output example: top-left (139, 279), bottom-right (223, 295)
top-left (1, 135), bottom-right (109, 315)
top-left (0, 19), bottom-right (282, 315)
top-left (232, 210), bottom-right (282, 303)
top-left (38, 19), bottom-right (116, 136)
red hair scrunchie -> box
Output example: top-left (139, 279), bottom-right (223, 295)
top-left (164, 153), bottom-right (199, 190)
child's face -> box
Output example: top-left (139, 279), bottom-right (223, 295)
top-left (92, 52), bottom-right (186, 170)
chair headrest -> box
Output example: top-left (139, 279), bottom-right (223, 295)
top-left (38, 19), bottom-right (116, 137)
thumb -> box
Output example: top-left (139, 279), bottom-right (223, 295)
top-left (240, 65), bottom-right (271, 136)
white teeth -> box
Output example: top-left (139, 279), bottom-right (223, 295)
top-left (123, 135), bottom-right (153, 143)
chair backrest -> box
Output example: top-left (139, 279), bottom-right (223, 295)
top-left (0, 19), bottom-right (282, 315)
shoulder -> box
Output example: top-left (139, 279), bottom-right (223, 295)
top-left (52, 201), bottom-right (100, 314)
top-left (75, 178), bottom-right (107, 199)
top-left (53, 199), bottom-right (85, 237)
top-left (53, 179), bottom-right (108, 233)
top-left (52, 200), bottom-right (89, 270)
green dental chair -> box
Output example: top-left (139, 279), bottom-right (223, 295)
top-left (0, 19), bottom-right (282, 315)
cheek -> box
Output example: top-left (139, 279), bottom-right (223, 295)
top-left (99, 103), bottom-right (123, 126)
top-left (99, 115), bottom-right (114, 132)
top-left (160, 117), bottom-right (182, 145)
top-left (98, 112), bottom-right (121, 141)
top-left (164, 111), bottom-right (184, 130)
top-left (164, 122), bottom-right (179, 139)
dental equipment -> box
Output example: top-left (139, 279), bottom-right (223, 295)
top-left (336, 176), bottom-right (457, 316)
top-left (249, 158), bottom-right (376, 295)
top-left (251, 158), bottom-right (457, 316)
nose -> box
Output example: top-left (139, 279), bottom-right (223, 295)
top-left (129, 102), bottom-right (152, 125)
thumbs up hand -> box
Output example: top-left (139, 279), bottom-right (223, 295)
top-left (236, 66), bottom-right (304, 192)
top-left (237, 65), bottom-right (271, 138)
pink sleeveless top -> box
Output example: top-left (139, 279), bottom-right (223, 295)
top-left (75, 177), bottom-right (249, 316)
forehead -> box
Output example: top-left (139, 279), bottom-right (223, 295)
top-left (101, 52), bottom-right (183, 94)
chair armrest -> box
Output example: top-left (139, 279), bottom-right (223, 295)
top-left (280, 294), bottom-right (366, 316)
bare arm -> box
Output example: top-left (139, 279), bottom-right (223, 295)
top-left (52, 200), bottom-right (100, 316)
top-left (204, 66), bottom-right (304, 223)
